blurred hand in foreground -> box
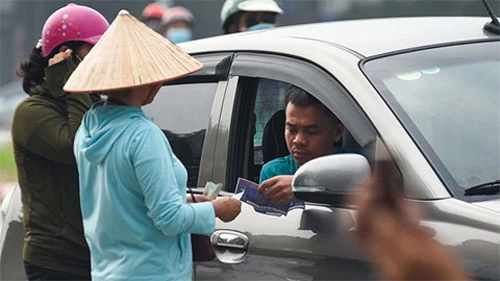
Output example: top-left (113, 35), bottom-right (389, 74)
top-left (351, 160), bottom-right (470, 281)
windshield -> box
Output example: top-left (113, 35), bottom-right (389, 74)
top-left (363, 41), bottom-right (500, 201)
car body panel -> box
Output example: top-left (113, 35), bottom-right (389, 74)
top-left (198, 80), bottom-right (232, 186)
top-left (472, 199), bottom-right (500, 213)
top-left (181, 17), bottom-right (495, 57)
top-left (0, 185), bottom-right (24, 281)
top-left (418, 198), bottom-right (500, 280)
top-left (197, 197), bottom-right (376, 281)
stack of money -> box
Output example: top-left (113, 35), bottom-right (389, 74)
top-left (203, 181), bottom-right (223, 200)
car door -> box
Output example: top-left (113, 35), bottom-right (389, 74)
top-left (143, 53), bottom-right (233, 190)
top-left (194, 52), bottom-right (378, 280)
top-left (0, 185), bottom-right (25, 281)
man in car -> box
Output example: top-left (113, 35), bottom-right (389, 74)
top-left (220, 0), bottom-right (283, 34)
top-left (257, 86), bottom-right (346, 205)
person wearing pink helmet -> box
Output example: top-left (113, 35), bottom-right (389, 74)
top-left (12, 3), bottom-right (108, 280)
top-left (162, 6), bottom-right (194, 43)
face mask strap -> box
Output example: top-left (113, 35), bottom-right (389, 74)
top-left (74, 54), bottom-right (83, 62)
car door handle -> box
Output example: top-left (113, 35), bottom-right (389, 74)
top-left (211, 230), bottom-right (249, 250)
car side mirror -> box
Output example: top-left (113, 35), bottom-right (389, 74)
top-left (292, 154), bottom-right (370, 206)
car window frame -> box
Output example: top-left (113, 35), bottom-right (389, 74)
top-left (219, 52), bottom-right (377, 191)
top-left (230, 52), bottom-right (376, 147)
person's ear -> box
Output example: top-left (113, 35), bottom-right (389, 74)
top-left (333, 124), bottom-right (344, 143)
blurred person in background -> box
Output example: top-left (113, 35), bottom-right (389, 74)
top-left (352, 159), bottom-right (470, 280)
top-left (162, 6), bottom-right (194, 44)
top-left (221, 0), bottom-right (283, 34)
top-left (11, 3), bottom-right (108, 280)
top-left (141, 1), bottom-right (167, 34)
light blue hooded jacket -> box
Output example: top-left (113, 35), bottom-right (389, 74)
top-left (74, 103), bottom-right (215, 281)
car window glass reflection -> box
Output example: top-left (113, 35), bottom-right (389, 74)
top-left (143, 83), bottom-right (217, 187)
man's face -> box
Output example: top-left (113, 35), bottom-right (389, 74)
top-left (285, 103), bottom-right (344, 166)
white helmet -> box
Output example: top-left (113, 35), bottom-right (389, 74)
top-left (220, 0), bottom-right (283, 29)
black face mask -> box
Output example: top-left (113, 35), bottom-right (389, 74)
top-left (244, 12), bottom-right (277, 29)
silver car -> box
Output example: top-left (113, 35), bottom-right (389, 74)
top-left (2, 15), bottom-right (499, 280)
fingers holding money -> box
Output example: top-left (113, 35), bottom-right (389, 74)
top-left (203, 182), bottom-right (223, 200)
top-left (48, 49), bottom-right (73, 66)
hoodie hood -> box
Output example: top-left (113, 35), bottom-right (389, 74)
top-left (78, 103), bottom-right (146, 164)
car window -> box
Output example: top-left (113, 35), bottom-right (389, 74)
top-left (143, 83), bottom-right (217, 187)
top-left (224, 53), bottom-right (376, 191)
top-left (253, 79), bottom-right (291, 164)
top-left (363, 41), bottom-right (500, 201)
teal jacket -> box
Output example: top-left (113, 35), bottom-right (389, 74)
top-left (259, 147), bottom-right (364, 183)
top-left (74, 103), bottom-right (215, 280)
top-left (259, 154), bottom-right (298, 183)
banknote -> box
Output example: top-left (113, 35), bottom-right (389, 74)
top-left (203, 181), bottom-right (223, 200)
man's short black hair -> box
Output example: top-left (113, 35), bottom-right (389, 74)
top-left (285, 86), bottom-right (339, 123)
top-left (285, 86), bottom-right (322, 107)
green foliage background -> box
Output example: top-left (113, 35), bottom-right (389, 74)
top-left (0, 142), bottom-right (17, 182)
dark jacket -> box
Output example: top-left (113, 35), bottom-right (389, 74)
top-left (11, 58), bottom-right (94, 277)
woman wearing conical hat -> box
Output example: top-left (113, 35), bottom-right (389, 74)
top-left (65, 10), bottom-right (241, 280)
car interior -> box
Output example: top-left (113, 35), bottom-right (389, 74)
top-left (245, 78), bottom-right (367, 188)
top-left (162, 129), bottom-right (206, 188)
top-left (151, 76), bottom-right (371, 192)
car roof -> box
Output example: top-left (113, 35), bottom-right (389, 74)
top-left (181, 17), bottom-right (497, 57)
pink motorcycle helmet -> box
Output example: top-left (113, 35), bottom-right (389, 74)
top-left (41, 3), bottom-right (109, 57)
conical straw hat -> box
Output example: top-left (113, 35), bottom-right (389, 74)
top-left (64, 10), bottom-right (202, 93)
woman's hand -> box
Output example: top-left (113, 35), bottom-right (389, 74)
top-left (212, 197), bottom-right (241, 222)
top-left (48, 49), bottom-right (73, 66)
